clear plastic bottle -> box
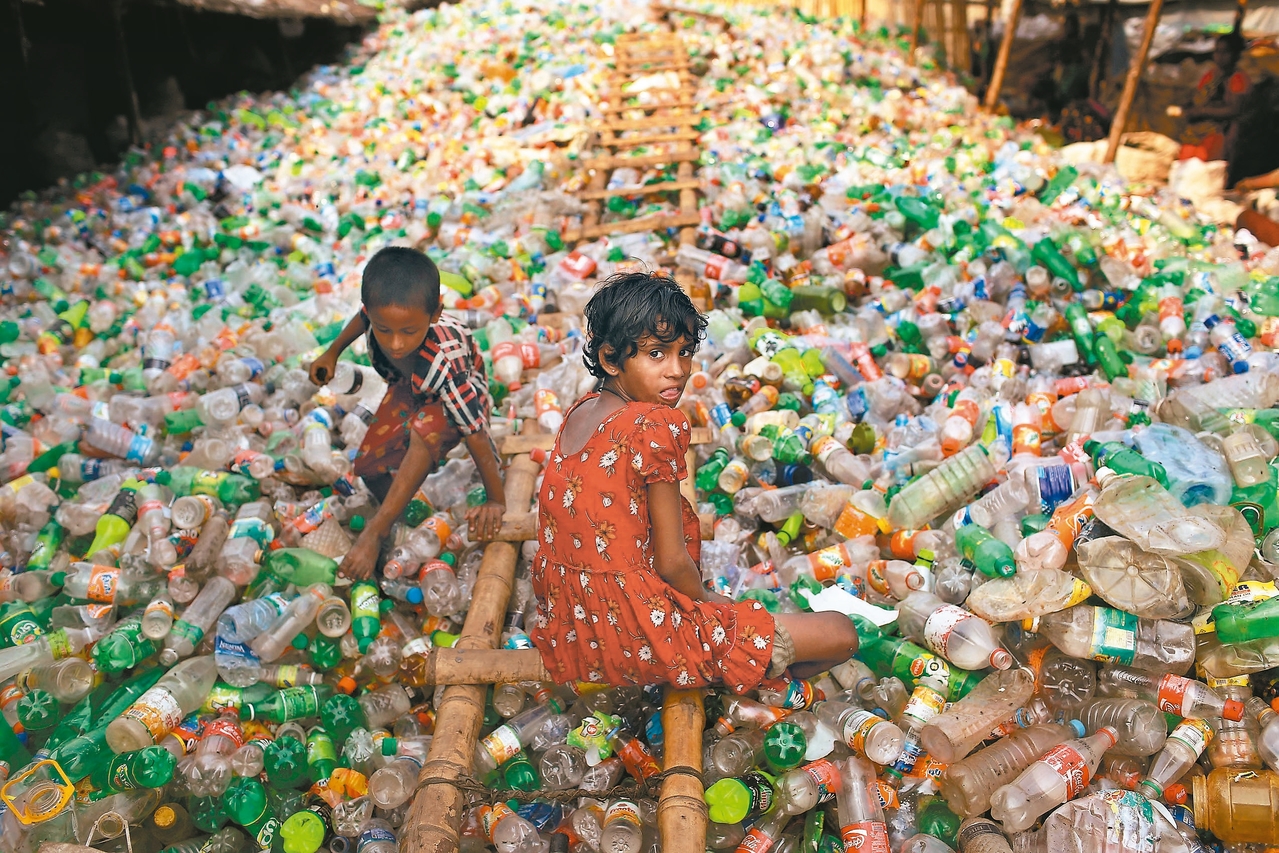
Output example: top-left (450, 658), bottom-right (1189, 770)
top-left (601, 801), bottom-right (643, 853)
top-left (774, 758), bottom-right (841, 815)
top-left (107, 655), bottom-right (219, 753)
top-left (836, 757), bottom-right (891, 853)
top-left (897, 590), bottom-right (1013, 671)
top-left (250, 584), bottom-right (331, 662)
top-left (217, 591), bottom-right (294, 644)
top-left (813, 698), bottom-right (905, 764)
top-left (1138, 717), bottom-right (1214, 800)
top-left (1096, 665), bottom-right (1244, 720)
top-left (887, 443), bottom-right (1009, 530)
top-left (920, 668), bottom-right (1037, 764)
top-left (369, 753), bottom-right (423, 809)
top-left (1075, 699), bottom-right (1167, 757)
top-left (989, 726), bottom-right (1117, 832)
top-left (940, 722), bottom-right (1084, 818)
top-left (1030, 606), bottom-right (1195, 675)
top-left (161, 576), bottom-right (237, 665)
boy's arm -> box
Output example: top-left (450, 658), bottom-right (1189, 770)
top-left (310, 313), bottom-right (367, 385)
top-left (464, 431), bottom-right (506, 540)
top-left (338, 428), bottom-right (434, 579)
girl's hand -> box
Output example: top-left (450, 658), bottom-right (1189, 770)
top-left (701, 590), bottom-right (734, 606)
top-left (309, 351), bottom-right (339, 386)
top-left (467, 501), bottom-right (506, 541)
top-left (339, 530), bottom-right (381, 580)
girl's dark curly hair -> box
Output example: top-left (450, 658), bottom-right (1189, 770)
top-left (581, 271), bottom-right (707, 380)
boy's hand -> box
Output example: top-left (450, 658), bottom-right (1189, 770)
top-left (467, 501), bottom-right (506, 541)
top-left (339, 530), bottom-right (381, 581)
top-left (309, 351), bottom-right (339, 386)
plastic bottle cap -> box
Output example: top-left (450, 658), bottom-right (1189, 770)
top-left (1021, 616), bottom-right (1041, 633)
top-left (291, 633), bottom-right (310, 651)
top-left (1224, 698), bottom-right (1246, 721)
top-left (406, 587), bottom-right (424, 605)
top-left (439, 552), bottom-right (456, 567)
top-left (989, 649), bottom-right (1013, 669)
top-left (529, 447), bottom-right (548, 465)
top-left (349, 515), bottom-right (365, 532)
top-left (1165, 783), bottom-right (1188, 805)
top-left (154, 471), bottom-right (172, 485)
top-left (1204, 314), bottom-right (1220, 329)
top-left (1068, 719), bottom-right (1085, 737)
top-left (337, 676), bottom-right (357, 695)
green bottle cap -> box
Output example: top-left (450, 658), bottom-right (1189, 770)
top-left (154, 471), bottom-right (172, 486)
top-left (382, 738), bottom-right (399, 756)
top-left (439, 552), bottom-right (456, 566)
top-left (292, 632), bottom-right (310, 651)
top-left (50, 572), bottom-right (65, 587)
top-left (349, 515), bottom-right (365, 532)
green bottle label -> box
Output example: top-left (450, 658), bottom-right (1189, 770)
top-left (110, 757), bottom-right (142, 791)
top-left (1087, 608), bottom-right (1139, 665)
top-left (170, 619), bottom-right (204, 648)
top-left (307, 732), bottom-right (336, 766)
top-left (350, 583), bottom-right (379, 621)
top-left (192, 471), bottom-right (227, 497)
top-left (0, 606), bottom-right (44, 647)
top-left (279, 687), bottom-right (322, 720)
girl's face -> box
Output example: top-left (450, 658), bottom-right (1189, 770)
top-left (367, 303), bottom-right (439, 361)
top-left (603, 332), bottom-right (694, 406)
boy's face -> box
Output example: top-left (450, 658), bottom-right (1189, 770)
top-left (367, 303), bottom-right (440, 361)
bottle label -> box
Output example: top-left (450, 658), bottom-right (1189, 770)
top-left (841, 709), bottom-right (883, 757)
top-left (922, 604), bottom-right (970, 659)
top-left (739, 827), bottom-right (775, 853)
top-left (481, 803), bottom-right (516, 841)
top-left (902, 685), bottom-right (946, 725)
top-left (1039, 742), bottom-right (1090, 798)
top-left (956, 820), bottom-right (1004, 848)
top-left (138, 498), bottom-right (165, 519)
top-left (802, 759), bottom-right (841, 803)
top-left (111, 757), bottom-right (145, 791)
top-left (192, 470), bottom-right (226, 497)
top-left (840, 820), bottom-right (890, 853)
top-left (1033, 464), bottom-right (1076, 514)
top-left (350, 583), bottom-right (380, 621)
top-left (255, 818), bottom-right (280, 851)
top-left (122, 688), bottom-right (184, 743)
top-left (278, 687), bottom-right (322, 720)
top-left (274, 665), bottom-right (302, 688)
top-left (46, 629), bottom-right (71, 660)
top-left (1155, 673), bottom-right (1193, 715)
top-left (603, 801), bottom-right (641, 827)
top-left (170, 618), bottom-right (205, 649)
top-left (808, 543), bottom-right (853, 584)
top-left (480, 725), bottom-right (522, 766)
top-left (705, 254), bottom-right (729, 280)
top-left (1087, 608), bottom-right (1138, 665)
top-left (1168, 718), bottom-right (1213, 755)
top-left (203, 716), bottom-right (246, 749)
top-left (203, 684), bottom-right (247, 714)
top-left (894, 646), bottom-right (956, 697)
top-left (126, 434), bottom-right (154, 465)
top-left (107, 488), bottom-right (139, 524)
top-left (215, 634), bottom-right (260, 667)
top-left (87, 565), bottom-right (121, 603)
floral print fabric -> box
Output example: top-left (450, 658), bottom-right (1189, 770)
top-left (530, 396), bottom-right (776, 693)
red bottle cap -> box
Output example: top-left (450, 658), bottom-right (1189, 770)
top-left (1224, 698), bottom-right (1246, 722)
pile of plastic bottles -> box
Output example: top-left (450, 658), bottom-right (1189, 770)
top-left (9, 0), bottom-right (1279, 852)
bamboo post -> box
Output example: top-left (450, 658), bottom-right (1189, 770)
top-left (982, 0), bottom-right (1022, 110)
top-left (656, 691), bottom-right (707, 853)
top-left (403, 452), bottom-right (543, 853)
top-left (410, 648), bottom-right (551, 685)
top-left (860, 0), bottom-right (868, 34)
top-left (1104, 0), bottom-right (1164, 163)
top-left (954, 0), bottom-right (969, 76)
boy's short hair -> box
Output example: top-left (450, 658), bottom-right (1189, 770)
top-left (362, 247), bottom-right (441, 314)
top-left (582, 271), bottom-right (707, 380)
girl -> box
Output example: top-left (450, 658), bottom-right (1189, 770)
top-left (530, 271), bottom-right (858, 692)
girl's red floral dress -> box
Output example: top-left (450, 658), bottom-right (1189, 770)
top-left (530, 395), bottom-right (776, 693)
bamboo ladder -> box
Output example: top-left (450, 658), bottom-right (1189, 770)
top-left (403, 417), bottom-right (717, 853)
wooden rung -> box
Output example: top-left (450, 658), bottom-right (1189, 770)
top-left (576, 178), bottom-right (701, 200)
top-left (407, 648), bottom-right (550, 685)
top-left (579, 149), bottom-right (700, 171)
top-left (501, 428), bottom-right (711, 456)
top-left (604, 114), bottom-right (700, 131)
top-left (603, 131), bottom-right (702, 149)
top-left (615, 61), bottom-right (690, 72)
top-left (565, 209), bottom-right (701, 244)
top-left (602, 99), bottom-right (697, 113)
top-left (491, 512), bottom-right (537, 542)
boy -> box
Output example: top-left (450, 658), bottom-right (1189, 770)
top-left (309, 246), bottom-right (505, 579)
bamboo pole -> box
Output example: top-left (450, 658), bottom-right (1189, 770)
top-left (954, 0), bottom-right (969, 77)
top-left (910, 0), bottom-right (926, 53)
top-left (404, 648), bottom-right (551, 686)
top-left (982, 0), bottom-right (1022, 110)
top-left (1104, 0), bottom-right (1164, 163)
top-left (403, 452), bottom-right (542, 853)
top-left (656, 691), bottom-right (707, 853)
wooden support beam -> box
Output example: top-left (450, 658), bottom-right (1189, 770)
top-left (1105, 0), bottom-right (1163, 163)
top-left (657, 691), bottom-right (707, 853)
top-left (603, 99), bottom-right (697, 114)
top-left (982, 0), bottom-right (1021, 110)
top-left (403, 453), bottom-right (542, 853)
top-left (602, 131), bottom-right (701, 149)
top-left (910, 0), bottom-right (926, 53)
top-left (579, 149), bottom-right (700, 171)
top-left (603, 113), bottom-right (700, 131)
top-left (576, 178), bottom-right (702, 200)
top-left (565, 210), bottom-right (701, 244)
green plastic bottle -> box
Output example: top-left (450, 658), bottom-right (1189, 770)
top-left (349, 581), bottom-right (381, 654)
top-left (89, 746), bottom-right (177, 792)
top-left (93, 615), bottom-right (158, 673)
top-left (1093, 334), bottom-right (1128, 382)
top-left (1063, 304), bottom-right (1097, 366)
top-left (1032, 238), bottom-right (1081, 292)
top-left (222, 776), bottom-right (280, 850)
top-left (858, 634), bottom-right (983, 702)
top-left (696, 448), bottom-right (731, 493)
top-left (1084, 440), bottom-right (1169, 488)
top-left (704, 771), bottom-right (776, 824)
top-left (319, 694), bottom-right (367, 741)
top-left (17, 688), bottom-right (58, 732)
top-left (305, 727), bottom-right (338, 783)
top-left (763, 721), bottom-right (807, 772)
top-left (0, 601), bottom-right (45, 648)
top-left (155, 467), bottom-right (260, 506)
top-left (789, 285), bottom-right (847, 315)
top-left (85, 479), bottom-right (141, 557)
top-left (1213, 597), bottom-right (1279, 644)
top-left (260, 549), bottom-right (339, 589)
top-left (188, 795), bottom-right (229, 833)
top-left (241, 685), bottom-right (333, 724)
top-left (502, 749), bottom-right (540, 791)
top-left (280, 798), bottom-right (332, 853)
top-left (955, 523), bottom-right (1016, 578)
top-left (263, 736), bottom-right (308, 788)
top-left (23, 520), bottom-right (64, 571)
